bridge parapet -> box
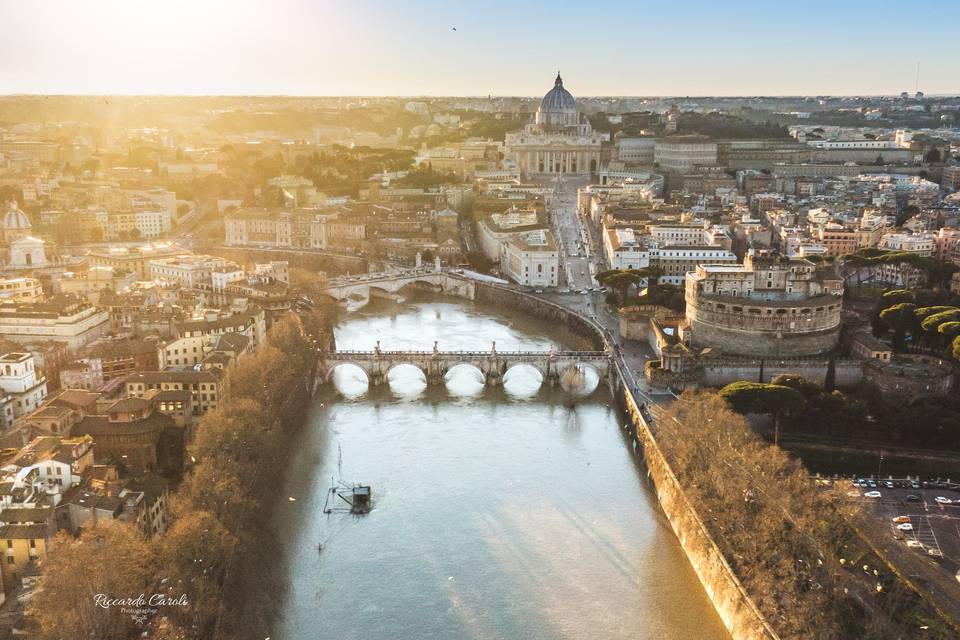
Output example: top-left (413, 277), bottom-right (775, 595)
top-left (326, 269), bottom-right (477, 303)
top-left (322, 343), bottom-right (611, 388)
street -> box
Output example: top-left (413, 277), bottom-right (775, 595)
top-left (539, 176), bottom-right (662, 400)
top-left (546, 177), bottom-right (596, 291)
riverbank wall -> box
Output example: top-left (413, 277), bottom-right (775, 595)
top-left (467, 282), bottom-right (779, 639)
top-left (473, 283), bottom-right (605, 351)
top-left (615, 377), bottom-right (780, 640)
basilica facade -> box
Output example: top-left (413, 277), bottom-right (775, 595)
top-left (1, 201), bottom-right (47, 270)
top-left (504, 74), bottom-right (604, 179)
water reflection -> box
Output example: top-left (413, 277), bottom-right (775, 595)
top-left (502, 364), bottom-right (542, 399)
top-left (445, 364), bottom-right (485, 397)
top-left (387, 364), bottom-right (427, 398)
top-left (276, 297), bottom-right (730, 640)
top-left (330, 363), bottom-right (368, 399)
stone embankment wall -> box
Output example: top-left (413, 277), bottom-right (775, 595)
top-left (473, 283), bottom-right (604, 350)
top-left (375, 279), bottom-right (778, 638)
top-left (703, 357), bottom-right (861, 388)
top-left (616, 377), bottom-right (781, 640)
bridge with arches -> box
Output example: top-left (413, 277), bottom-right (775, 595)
top-left (322, 341), bottom-right (611, 387)
top-left (325, 268), bottom-right (477, 303)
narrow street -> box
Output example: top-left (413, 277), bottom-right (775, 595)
top-left (540, 176), bottom-right (662, 402)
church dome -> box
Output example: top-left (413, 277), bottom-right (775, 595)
top-left (3, 202), bottom-right (31, 231)
top-left (539, 73), bottom-right (576, 113)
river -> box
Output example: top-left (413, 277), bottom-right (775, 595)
top-left (276, 295), bottom-right (729, 640)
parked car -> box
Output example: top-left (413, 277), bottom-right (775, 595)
top-left (892, 516), bottom-right (911, 524)
top-left (907, 540), bottom-right (923, 549)
top-left (896, 523), bottom-right (914, 531)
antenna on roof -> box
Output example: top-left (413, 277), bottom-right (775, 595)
top-left (915, 61), bottom-right (920, 93)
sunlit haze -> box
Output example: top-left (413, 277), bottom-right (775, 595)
top-left (2, 0), bottom-right (959, 96)
top-left (2, 3), bottom-right (960, 640)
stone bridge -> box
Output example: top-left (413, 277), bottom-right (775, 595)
top-left (322, 341), bottom-right (611, 387)
top-left (325, 268), bottom-right (476, 303)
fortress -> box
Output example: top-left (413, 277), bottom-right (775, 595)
top-left (684, 251), bottom-right (844, 357)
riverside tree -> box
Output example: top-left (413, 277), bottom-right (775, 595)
top-left (718, 381), bottom-right (805, 445)
top-left (29, 523), bottom-right (154, 640)
top-left (656, 390), bottom-right (957, 639)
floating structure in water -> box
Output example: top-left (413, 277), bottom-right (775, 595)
top-left (323, 480), bottom-right (373, 515)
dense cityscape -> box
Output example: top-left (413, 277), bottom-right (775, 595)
top-left (1, 2), bottom-right (960, 638)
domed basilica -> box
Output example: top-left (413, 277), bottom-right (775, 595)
top-left (0, 201), bottom-right (47, 269)
top-left (504, 73), bottom-right (604, 178)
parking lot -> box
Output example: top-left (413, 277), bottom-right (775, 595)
top-left (839, 478), bottom-right (960, 621)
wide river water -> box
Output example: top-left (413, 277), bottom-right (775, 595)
top-left (276, 295), bottom-right (729, 640)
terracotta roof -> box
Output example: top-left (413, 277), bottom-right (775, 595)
top-left (215, 332), bottom-right (249, 353)
top-left (49, 389), bottom-right (100, 412)
top-left (0, 523), bottom-right (49, 539)
top-left (72, 413), bottom-right (174, 438)
top-left (0, 507), bottom-right (53, 524)
top-left (66, 491), bottom-right (122, 514)
top-left (107, 397), bottom-right (152, 414)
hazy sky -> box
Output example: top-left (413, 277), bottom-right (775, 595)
top-left (1, 0), bottom-right (958, 96)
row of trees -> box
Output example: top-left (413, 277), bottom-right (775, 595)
top-left (216, 143), bottom-right (418, 199)
top-left (30, 307), bottom-right (334, 639)
top-left (393, 163), bottom-right (459, 189)
top-left (872, 288), bottom-right (960, 357)
top-left (594, 267), bottom-right (685, 311)
top-left (657, 391), bottom-right (957, 639)
top-left (721, 372), bottom-right (960, 451)
top-left (676, 112), bottom-right (791, 140)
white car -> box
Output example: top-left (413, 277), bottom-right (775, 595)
top-left (935, 496), bottom-right (952, 504)
top-left (896, 523), bottom-right (914, 531)
top-left (907, 540), bottom-right (923, 549)
top-left (864, 491), bottom-right (882, 498)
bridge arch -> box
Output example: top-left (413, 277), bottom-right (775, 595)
top-left (503, 362), bottom-right (546, 381)
top-left (445, 362), bottom-right (486, 379)
top-left (325, 361), bottom-right (371, 383)
top-left (400, 279), bottom-right (443, 291)
top-left (368, 284), bottom-right (396, 296)
top-left (384, 361), bottom-right (428, 381)
top-left (557, 362), bottom-right (601, 396)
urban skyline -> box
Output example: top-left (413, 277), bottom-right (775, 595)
top-left (2, 3), bottom-right (960, 639)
